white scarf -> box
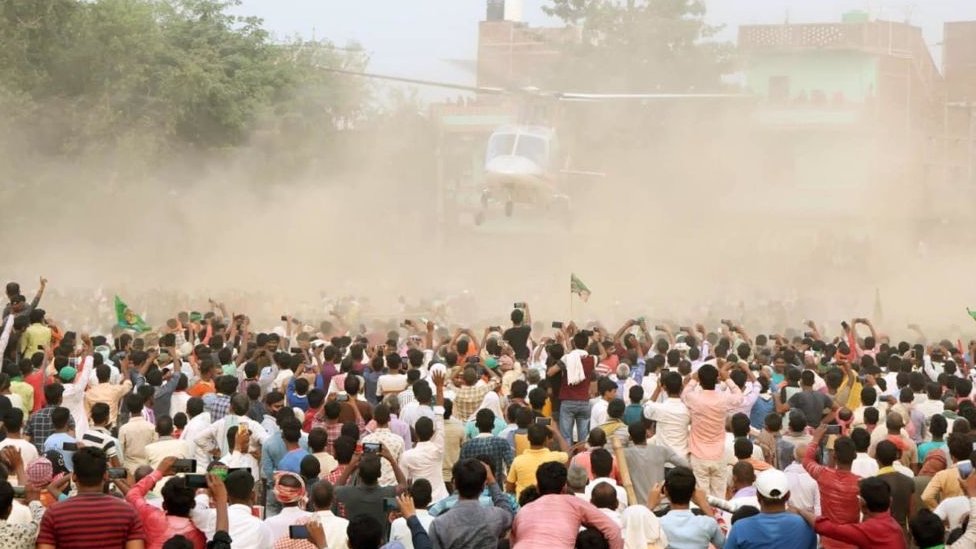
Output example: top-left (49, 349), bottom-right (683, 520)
top-left (565, 349), bottom-right (588, 386)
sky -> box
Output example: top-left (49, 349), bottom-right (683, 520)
top-left (235, 0), bottom-right (976, 93)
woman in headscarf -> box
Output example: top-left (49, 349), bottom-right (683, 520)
top-left (622, 505), bottom-right (668, 549)
top-left (463, 378), bottom-right (507, 439)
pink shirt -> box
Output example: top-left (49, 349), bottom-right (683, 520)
top-left (512, 494), bottom-right (623, 549)
top-left (681, 380), bottom-right (744, 461)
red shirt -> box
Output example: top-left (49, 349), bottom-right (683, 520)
top-left (125, 471), bottom-right (207, 549)
top-left (37, 492), bottom-right (146, 547)
top-left (24, 370), bottom-right (45, 412)
top-left (815, 512), bottom-right (907, 549)
top-left (803, 441), bottom-right (862, 549)
top-left (559, 356), bottom-right (595, 401)
top-left (303, 407), bottom-right (322, 432)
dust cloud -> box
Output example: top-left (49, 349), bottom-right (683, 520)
top-left (1, 81), bottom-right (974, 342)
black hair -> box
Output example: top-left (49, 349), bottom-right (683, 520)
top-left (51, 407), bottom-right (70, 429)
top-left (453, 458), bottom-right (488, 498)
top-left (664, 466), bottom-right (696, 505)
top-left (859, 477), bottom-right (891, 512)
top-left (910, 509), bottom-right (946, 548)
top-left (308, 428), bottom-right (327, 453)
top-left (536, 461), bottom-right (568, 495)
top-left (850, 427), bottom-right (871, 452)
top-left (73, 447), bottom-right (108, 487)
top-left (415, 417), bottom-right (434, 442)
top-left (590, 448), bottom-right (612, 478)
top-left (875, 440), bottom-right (898, 467)
top-left (409, 478), bottom-right (433, 508)
top-left (333, 436), bottom-right (356, 464)
top-left (156, 415), bottom-right (174, 437)
top-left (186, 397), bottom-right (204, 417)
top-left (834, 436), bottom-right (856, 465)
top-left (697, 364), bottom-right (718, 389)
top-left (161, 476), bottom-right (195, 517)
top-left (347, 515), bottom-right (384, 549)
top-left (733, 437), bottom-right (754, 460)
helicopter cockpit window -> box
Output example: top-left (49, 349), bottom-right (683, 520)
top-left (514, 135), bottom-right (549, 167)
top-left (486, 133), bottom-right (517, 161)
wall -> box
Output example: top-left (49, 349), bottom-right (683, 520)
top-left (745, 50), bottom-right (878, 103)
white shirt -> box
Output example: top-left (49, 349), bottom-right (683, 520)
top-left (192, 498), bottom-right (272, 549)
top-left (264, 505), bottom-right (313, 543)
top-left (180, 412), bottom-right (213, 471)
top-left (88, 363), bottom-right (121, 386)
top-left (145, 437), bottom-right (189, 469)
top-left (377, 374), bottom-right (408, 396)
top-left (390, 510), bottom-right (434, 549)
top-left (0, 438), bottom-right (37, 483)
top-left (851, 453), bottom-right (879, 478)
top-left (400, 401), bottom-right (435, 430)
top-left (193, 414), bottom-right (270, 457)
top-left (399, 409), bottom-right (448, 501)
top-left (784, 462), bottom-right (821, 515)
top-left (170, 392), bottom-right (190, 417)
top-left (583, 477), bottom-right (628, 510)
top-left (222, 450), bottom-right (261, 480)
top-left (936, 495), bottom-right (971, 530)
top-left (62, 356), bottom-right (93, 437)
top-left (915, 399), bottom-right (945, 420)
top-left (590, 398), bottom-right (610, 428)
top-left (644, 398), bottom-right (690, 457)
top-left (851, 402), bottom-right (888, 429)
top-left (311, 510), bottom-right (350, 549)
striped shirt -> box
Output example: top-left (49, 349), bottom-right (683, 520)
top-left (80, 427), bottom-right (120, 461)
top-left (36, 492), bottom-right (146, 547)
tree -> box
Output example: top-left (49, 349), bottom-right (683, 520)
top-left (542, 0), bottom-right (732, 92)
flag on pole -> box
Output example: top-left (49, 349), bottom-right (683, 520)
top-left (115, 295), bottom-right (150, 332)
top-left (570, 273), bottom-right (590, 302)
top-left (968, 308), bottom-right (976, 322)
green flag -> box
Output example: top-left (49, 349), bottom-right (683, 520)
top-left (570, 273), bottom-right (590, 302)
top-left (968, 308), bottom-right (976, 322)
top-left (115, 296), bottom-right (150, 332)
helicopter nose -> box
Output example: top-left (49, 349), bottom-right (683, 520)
top-left (485, 155), bottom-right (542, 176)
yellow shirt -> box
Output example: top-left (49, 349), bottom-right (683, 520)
top-left (9, 381), bottom-right (32, 419)
top-left (506, 447), bottom-right (568, 497)
top-left (19, 324), bottom-right (52, 357)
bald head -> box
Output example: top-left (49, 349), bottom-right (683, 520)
top-left (886, 412), bottom-right (905, 433)
top-left (794, 443), bottom-right (807, 461)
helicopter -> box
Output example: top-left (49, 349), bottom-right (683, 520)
top-left (320, 67), bottom-right (747, 225)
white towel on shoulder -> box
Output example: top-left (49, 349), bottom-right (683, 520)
top-left (564, 349), bottom-right (588, 386)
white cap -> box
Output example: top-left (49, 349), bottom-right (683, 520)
top-left (755, 469), bottom-right (789, 500)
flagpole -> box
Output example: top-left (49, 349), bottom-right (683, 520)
top-left (569, 273), bottom-right (574, 323)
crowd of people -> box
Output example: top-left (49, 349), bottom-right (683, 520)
top-left (2, 277), bottom-right (976, 549)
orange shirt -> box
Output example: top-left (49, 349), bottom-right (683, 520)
top-left (186, 380), bottom-right (215, 398)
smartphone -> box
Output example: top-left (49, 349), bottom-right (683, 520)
top-left (281, 315), bottom-right (288, 322)
top-left (535, 417), bottom-right (552, 426)
top-left (960, 461), bottom-right (974, 480)
top-left (514, 302), bottom-right (526, 309)
top-left (290, 347), bottom-right (302, 354)
top-left (337, 393), bottom-right (349, 402)
top-left (824, 425), bottom-right (841, 435)
top-left (363, 442), bottom-right (382, 454)
top-left (552, 321), bottom-right (564, 329)
top-left (173, 459), bottom-right (197, 474)
top-left (383, 497), bottom-right (399, 512)
top-left (108, 467), bottom-right (128, 479)
top-left (289, 524), bottom-right (309, 539)
top-left (12, 485), bottom-right (25, 497)
top-left (62, 442), bottom-right (78, 451)
top-left (185, 474), bottom-right (208, 488)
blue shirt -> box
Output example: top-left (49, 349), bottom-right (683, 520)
top-left (44, 433), bottom-right (77, 472)
top-left (623, 403), bottom-right (644, 426)
top-left (261, 432), bottom-right (309, 480)
top-left (725, 511), bottom-right (817, 549)
top-left (659, 509), bottom-right (725, 549)
top-left (277, 448), bottom-right (310, 474)
top-left (428, 488), bottom-right (519, 516)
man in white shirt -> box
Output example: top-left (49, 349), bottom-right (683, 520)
top-left (192, 469), bottom-right (272, 549)
top-left (377, 367), bottom-right (408, 399)
top-left (179, 397), bottom-right (211, 472)
top-left (390, 479), bottom-right (435, 549)
top-left (400, 383), bottom-right (436, 430)
top-left (264, 471), bottom-right (313, 542)
top-left (221, 425), bottom-right (261, 480)
top-left (399, 411), bottom-right (448, 503)
top-left (145, 416), bottom-right (189, 469)
top-left (851, 386), bottom-right (888, 429)
top-left (850, 428), bottom-right (880, 478)
top-left (783, 444), bottom-right (821, 515)
top-left (589, 378), bottom-right (617, 429)
top-left (361, 404), bottom-right (406, 487)
top-left (60, 354), bottom-right (93, 438)
top-left (915, 383), bottom-right (945, 420)
top-left (643, 372), bottom-right (690, 458)
top-left (193, 394), bottom-right (269, 459)
top-left (582, 449), bottom-right (627, 510)
top-left (0, 409), bottom-right (37, 483)
top-left (304, 481), bottom-right (350, 549)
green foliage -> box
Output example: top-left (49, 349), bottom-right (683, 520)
top-left (542, 0), bottom-right (732, 92)
top-left (0, 0), bottom-right (369, 156)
